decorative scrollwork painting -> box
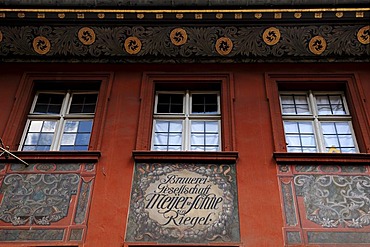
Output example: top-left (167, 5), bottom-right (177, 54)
top-left (126, 163), bottom-right (240, 244)
top-left (0, 174), bottom-right (79, 226)
top-left (278, 164), bottom-right (370, 245)
top-left (0, 162), bottom-right (96, 243)
top-left (0, 24), bottom-right (368, 62)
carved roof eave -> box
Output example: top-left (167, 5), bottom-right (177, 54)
top-left (1, 0), bottom-right (369, 7)
top-left (0, 7), bottom-right (369, 63)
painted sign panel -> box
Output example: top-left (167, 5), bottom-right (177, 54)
top-left (126, 163), bottom-right (240, 243)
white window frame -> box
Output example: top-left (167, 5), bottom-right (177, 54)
top-left (280, 90), bottom-right (359, 153)
top-left (151, 90), bottom-right (221, 151)
top-left (19, 90), bottom-right (98, 151)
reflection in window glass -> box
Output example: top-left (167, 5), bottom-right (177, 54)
top-left (21, 91), bottom-right (97, 151)
top-left (22, 120), bottom-right (57, 151)
top-left (60, 120), bottom-right (93, 151)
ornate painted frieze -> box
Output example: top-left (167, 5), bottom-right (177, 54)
top-left (0, 174), bottom-right (79, 226)
top-left (278, 164), bottom-right (370, 245)
top-left (126, 163), bottom-right (240, 244)
top-left (0, 24), bottom-right (368, 63)
top-left (0, 162), bottom-right (96, 243)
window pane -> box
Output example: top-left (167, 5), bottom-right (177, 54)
top-left (79, 121), bottom-right (93, 132)
top-left (168, 133), bottom-right (182, 145)
top-left (192, 94), bottom-right (218, 114)
top-left (60, 120), bottom-right (93, 150)
top-left (322, 122), bottom-right (356, 153)
top-left (69, 93), bottom-right (98, 113)
top-left (42, 121), bottom-right (57, 132)
top-left (33, 93), bottom-right (64, 114)
top-left (76, 133), bottom-right (91, 145)
top-left (39, 133), bottom-right (54, 145)
top-left (283, 121), bottom-right (316, 152)
top-left (280, 94), bottom-right (310, 115)
top-left (154, 133), bottom-right (168, 146)
top-left (316, 95), bottom-right (346, 115)
top-left (206, 134), bottom-right (219, 145)
top-left (24, 133), bottom-right (40, 145)
top-left (22, 120), bottom-right (57, 151)
top-left (338, 135), bottom-right (355, 147)
top-left (153, 121), bottom-right (183, 151)
top-left (191, 121), bottom-right (205, 132)
top-left (191, 133), bottom-right (205, 145)
top-left (190, 121), bottom-right (219, 151)
top-left (29, 121), bottom-right (43, 132)
top-left (206, 121), bottom-right (219, 132)
top-left (64, 121), bottom-right (79, 132)
top-left (61, 134), bottom-right (76, 145)
top-left (157, 94), bottom-right (183, 113)
top-left (169, 121), bottom-right (183, 132)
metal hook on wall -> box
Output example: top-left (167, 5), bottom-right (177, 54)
top-left (0, 138), bottom-right (29, 167)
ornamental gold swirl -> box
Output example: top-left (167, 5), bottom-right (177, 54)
top-left (78, 27), bottom-right (96, 45)
top-left (263, 27), bottom-right (281, 46)
top-left (357, 26), bottom-right (370, 45)
top-left (309, 36), bottom-right (327, 55)
top-left (170, 28), bottom-right (187, 46)
top-left (33, 36), bottom-right (51, 55)
top-left (215, 37), bottom-right (233, 56)
top-left (0, 30), bottom-right (2, 42)
top-left (124, 36), bottom-right (142, 55)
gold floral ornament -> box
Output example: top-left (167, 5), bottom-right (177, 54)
top-left (0, 31), bottom-right (3, 43)
top-left (309, 36), bottom-right (327, 55)
top-left (357, 26), bottom-right (370, 45)
top-left (170, 28), bottom-right (187, 46)
top-left (215, 37), bottom-right (233, 56)
top-left (263, 27), bottom-right (281, 46)
top-left (33, 36), bottom-right (51, 55)
top-left (78, 27), bottom-right (96, 45)
top-left (124, 36), bottom-right (142, 55)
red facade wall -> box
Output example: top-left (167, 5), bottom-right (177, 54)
top-left (0, 63), bottom-right (369, 246)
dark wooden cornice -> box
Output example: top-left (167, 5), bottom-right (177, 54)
top-left (1, 0), bottom-right (369, 8)
top-left (0, 6), bottom-right (369, 63)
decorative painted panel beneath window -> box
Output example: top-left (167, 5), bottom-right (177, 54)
top-left (126, 162), bottom-right (240, 243)
top-left (0, 162), bottom-right (95, 243)
top-left (278, 164), bottom-right (370, 245)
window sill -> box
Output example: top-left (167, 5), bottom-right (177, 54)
top-left (274, 152), bottom-right (370, 165)
top-left (0, 151), bottom-right (101, 163)
top-left (132, 150), bottom-right (238, 163)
